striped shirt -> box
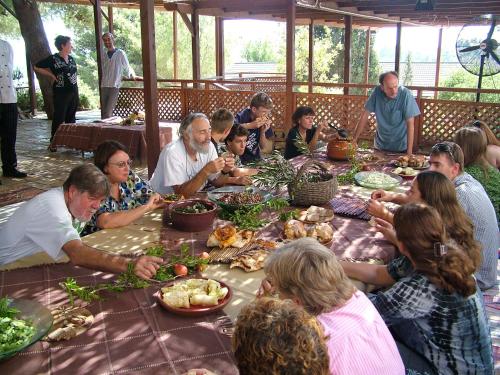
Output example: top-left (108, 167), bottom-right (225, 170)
top-left (370, 273), bottom-right (494, 375)
top-left (317, 290), bottom-right (405, 375)
top-left (454, 172), bottom-right (499, 290)
top-left (101, 49), bottom-right (134, 88)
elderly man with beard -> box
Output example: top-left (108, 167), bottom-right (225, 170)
top-left (150, 113), bottom-right (240, 197)
top-left (0, 164), bottom-right (163, 279)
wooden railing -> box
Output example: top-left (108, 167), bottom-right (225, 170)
top-left (115, 79), bottom-right (500, 149)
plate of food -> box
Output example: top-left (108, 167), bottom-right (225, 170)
top-left (297, 206), bottom-right (334, 223)
top-left (156, 278), bottom-right (232, 317)
top-left (161, 193), bottom-right (184, 204)
top-left (354, 171), bottom-right (402, 190)
top-left (282, 219), bottom-right (334, 245)
top-left (392, 155), bottom-right (429, 170)
top-left (392, 167), bottom-right (418, 179)
top-left (207, 186), bottom-right (272, 211)
top-left (0, 297), bottom-right (53, 361)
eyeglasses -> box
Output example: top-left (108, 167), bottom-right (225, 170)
top-left (471, 120), bottom-right (481, 128)
top-left (109, 159), bottom-right (132, 168)
top-left (431, 142), bottom-right (457, 163)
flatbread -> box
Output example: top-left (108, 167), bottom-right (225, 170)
top-left (230, 249), bottom-right (269, 272)
top-left (207, 225), bottom-right (253, 249)
top-left (297, 206), bottom-right (335, 223)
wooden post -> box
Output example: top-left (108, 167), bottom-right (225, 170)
top-left (363, 27), bottom-right (371, 96)
top-left (395, 22), bottom-right (402, 74)
top-left (26, 51), bottom-right (36, 115)
top-left (308, 20), bottom-right (313, 94)
top-left (285, 0), bottom-right (295, 134)
top-left (343, 15), bottom-right (352, 95)
top-left (215, 16), bottom-right (225, 78)
top-left (93, 0), bottom-right (104, 118)
top-left (173, 11), bottom-right (178, 79)
top-left (434, 27), bottom-right (443, 99)
top-left (192, 9), bottom-right (200, 81)
top-left (140, 0), bottom-right (160, 177)
top-left (415, 89), bottom-right (423, 150)
top-left (107, 6), bottom-right (113, 33)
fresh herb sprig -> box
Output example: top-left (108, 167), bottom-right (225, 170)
top-left (0, 296), bottom-right (19, 319)
top-left (336, 143), bottom-right (361, 185)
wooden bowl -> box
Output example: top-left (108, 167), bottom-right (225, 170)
top-left (327, 139), bottom-right (356, 161)
top-left (167, 199), bottom-right (217, 232)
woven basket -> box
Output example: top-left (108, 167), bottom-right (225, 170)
top-left (288, 159), bottom-right (338, 206)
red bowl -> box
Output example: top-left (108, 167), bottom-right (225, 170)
top-left (156, 278), bottom-right (232, 317)
top-left (167, 199), bottom-right (217, 232)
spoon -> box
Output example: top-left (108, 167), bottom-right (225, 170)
top-left (328, 123), bottom-right (349, 139)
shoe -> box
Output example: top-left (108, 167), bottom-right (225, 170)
top-left (47, 145), bottom-right (57, 152)
top-left (3, 168), bottom-right (27, 178)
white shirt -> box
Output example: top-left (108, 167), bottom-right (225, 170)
top-left (0, 39), bottom-right (17, 104)
top-left (0, 188), bottom-right (83, 265)
top-left (150, 139), bottom-right (219, 194)
top-left (101, 48), bottom-right (135, 88)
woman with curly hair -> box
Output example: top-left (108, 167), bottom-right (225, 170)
top-left (82, 140), bottom-right (163, 235)
top-left (259, 238), bottom-right (404, 375)
top-left (370, 203), bottom-right (493, 374)
top-left (232, 297), bottom-right (330, 375)
top-left (454, 126), bottom-right (500, 223)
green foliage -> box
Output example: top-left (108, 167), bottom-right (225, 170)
top-left (402, 52), bottom-right (413, 86)
top-left (16, 90), bottom-right (44, 111)
top-left (0, 0), bottom-right (20, 38)
top-left (242, 40), bottom-right (276, 62)
top-left (0, 296), bottom-right (19, 319)
top-left (439, 69), bottom-right (500, 103)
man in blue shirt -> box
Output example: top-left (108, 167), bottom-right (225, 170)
top-left (234, 92), bottom-right (274, 164)
top-left (353, 71), bottom-right (420, 155)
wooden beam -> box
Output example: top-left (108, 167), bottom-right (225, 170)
top-left (178, 10), bottom-right (194, 36)
top-left (434, 27), bottom-right (443, 99)
top-left (26, 52), bottom-right (36, 115)
top-left (363, 27), bottom-right (371, 95)
top-left (308, 19), bottom-right (314, 93)
top-left (215, 16), bottom-right (224, 78)
top-left (92, 0), bottom-right (104, 118)
top-left (343, 15), bottom-right (352, 95)
top-left (285, 0), bottom-right (295, 133)
top-left (163, 2), bottom-right (193, 13)
top-left (107, 5), bottom-right (113, 33)
top-left (140, 0), bottom-right (160, 178)
top-left (394, 22), bottom-right (401, 74)
top-left (173, 11), bottom-right (178, 79)
top-left (192, 9), bottom-right (200, 80)
top-left (89, 0), bottom-right (109, 23)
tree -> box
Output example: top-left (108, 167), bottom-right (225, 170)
top-left (402, 52), bottom-right (413, 86)
top-left (242, 40), bottom-right (276, 62)
top-left (12, 0), bottom-right (54, 118)
top-left (439, 69), bottom-right (499, 103)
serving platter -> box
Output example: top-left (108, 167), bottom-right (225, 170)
top-left (156, 278), bottom-right (232, 317)
top-left (354, 171), bottom-right (402, 190)
top-left (207, 186), bottom-right (272, 211)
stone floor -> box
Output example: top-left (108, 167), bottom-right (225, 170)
top-left (0, 110), bottom-right (150, 202)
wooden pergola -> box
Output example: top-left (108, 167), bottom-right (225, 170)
top-left (21, 0), bottom-right (500, 174)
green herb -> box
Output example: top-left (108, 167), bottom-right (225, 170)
top-left (60, 278), bottom-right (102, 305)
top-left (145, 245), bottom-right (165, 257)
top-left (336, 143), bottom-right (361, 185)
top-left (359, 140), bottom-right (370, 150)
top-left (279, 209), bottom-right (300, 221)
top-left (293, 136), bottom-right (312, 157)
top-left (175, 202), bottom-right (209, 214)
top-left (249, 151), bottom-right (296, 191)
top-left (0, 296), bottom-right (19, 319)
top-left (0, 316), bottom-right (35, 352)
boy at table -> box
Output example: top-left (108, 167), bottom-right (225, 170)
top-left (234, 92), bottom-right (274, 164)
top-left (0, 164), bottom-right (163, 279)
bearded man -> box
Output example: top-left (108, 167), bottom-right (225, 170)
top-left (150, 113), bottom-right (236, 197)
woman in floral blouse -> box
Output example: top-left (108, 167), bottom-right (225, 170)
top-left (82, 140), bottom-right (163, 235)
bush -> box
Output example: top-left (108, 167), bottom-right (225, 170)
top-left (78, 94), bottom-right (91, 110)
top-left (16, 89), bottom-right (44, 111)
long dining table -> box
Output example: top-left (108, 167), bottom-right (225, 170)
top-left (0, 150), bottom-right (409, 374)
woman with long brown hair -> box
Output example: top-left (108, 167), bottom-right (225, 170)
top-left (370, 203), bottom-right (493, 374)
top-left (352, 171), bottom-right (481, 286)
top-left (454, 126), bottom-right (499, 222)
top-left (471, 120), bottom-right (500, 168)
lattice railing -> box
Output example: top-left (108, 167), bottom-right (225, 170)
top-left (158, 89), bottom-right (183, 121)
top-left (419, 99), bottom-right (500, 145)
top-left (114, 88), bottom-right (144, 118)
top-left (295, 93), bottom-right (376, 139)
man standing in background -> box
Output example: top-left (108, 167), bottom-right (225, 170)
top-left (0, 39), bottom-right (27, 180)
top-left (100, 32), bottom-right (139, 119)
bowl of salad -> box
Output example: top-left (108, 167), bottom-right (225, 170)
top-left (0, 297), bottom-right (53, 361)
top-left (168, 199), bottom-right (217, 232)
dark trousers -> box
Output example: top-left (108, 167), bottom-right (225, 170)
top-left (51, 89), bottom-right (79, 141)
top-left (0, 103), bottom-right (18, 171)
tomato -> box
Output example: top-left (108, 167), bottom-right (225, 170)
top-left (174, 264), bottom-right (188, 276)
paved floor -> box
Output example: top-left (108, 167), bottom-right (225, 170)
top-left (0, 110), bottom-right (151, 198)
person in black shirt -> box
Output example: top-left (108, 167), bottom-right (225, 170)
top-left (35, 35), bottom-right (79, 148)
top-left (284, 106), bottom-right (327, 159)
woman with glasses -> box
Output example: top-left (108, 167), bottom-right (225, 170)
top-left (454, 126), bottom-right (500, 224)
top-left (82, 140), bottom-right (163, 235)
top-left (471, 120), bottom-right (500, 169)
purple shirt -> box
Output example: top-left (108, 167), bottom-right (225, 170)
top-left (317, 290), bottom-right (405, 375)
